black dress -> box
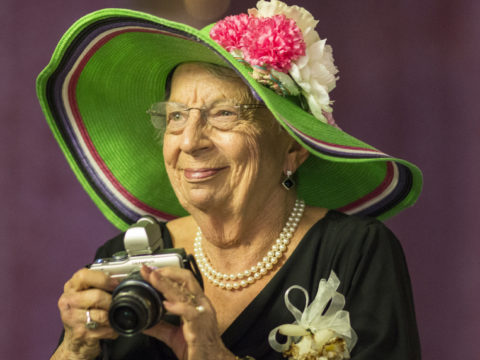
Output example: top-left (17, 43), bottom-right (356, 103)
top-left (92, 211), bottom-right (421, 359)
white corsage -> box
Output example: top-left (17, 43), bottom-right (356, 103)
top-left (268, 271), bottom-right (357, 360)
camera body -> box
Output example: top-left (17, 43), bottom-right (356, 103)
top-left (89, 216), bottom-right (200, 336)
top-left (90, 248), bottom-right (189, 279)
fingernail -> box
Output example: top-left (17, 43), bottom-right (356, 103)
top-left (162, 300), bottom-right (174, 309)
top-left (142, 264), bottom-right (153, 274)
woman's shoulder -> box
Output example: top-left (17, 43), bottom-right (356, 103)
top-left (316, 209), bottom-right (395, 235)
top-left (295, 210), bottom-right (408, 298)
top-left (304, 209), bottom-right (401, 257)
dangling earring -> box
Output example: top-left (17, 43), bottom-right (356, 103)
top-left (282, 170), bottom-right (295, 190)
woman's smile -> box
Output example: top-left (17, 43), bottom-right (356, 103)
top-left (183, 166), bottom-right (228, 181)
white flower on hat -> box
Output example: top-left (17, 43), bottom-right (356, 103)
top-left (290, 39), bottom-right (338, 117)
top-left (256, 0), bottom-right (339, 119)
top-left (255, 0), bottom-right (320, 46)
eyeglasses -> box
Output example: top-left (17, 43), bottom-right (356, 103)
top-left (147, 101), bottom-right (265, 132)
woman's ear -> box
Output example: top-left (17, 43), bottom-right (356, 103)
top-left (284, 139), bottom-right (309, 174)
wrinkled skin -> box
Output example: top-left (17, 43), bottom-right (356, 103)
top-left (52, 266), bottom-right (233, 360)
top-left (53, 269), bottom-right (119, 359)
top-left (140, 266), bottom-right (233, 359)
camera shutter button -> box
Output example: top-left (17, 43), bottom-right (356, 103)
top-left (112, 251), bottom-right (128, 261)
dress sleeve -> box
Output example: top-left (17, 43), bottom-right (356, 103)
top-left (337, 220), bottom-right (421, 359)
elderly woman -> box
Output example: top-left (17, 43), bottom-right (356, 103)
top-left (38, 2), bottom-right (422, 360)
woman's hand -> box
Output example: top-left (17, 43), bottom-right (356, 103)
top-left (51, 268), bottom-right (119, 360)
top-left (141, 266), bottom-right (236, 360)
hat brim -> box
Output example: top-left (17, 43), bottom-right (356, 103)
top-left (36, 9), bottom-right (422, 230)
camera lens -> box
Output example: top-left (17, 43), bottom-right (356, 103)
top-left (109, 272), bottom-right (165, 336)
top-left (111, 306), bottom-right (138, 331)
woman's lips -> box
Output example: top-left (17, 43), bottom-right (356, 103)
top-left (183, 167), bottom-right (227, 180)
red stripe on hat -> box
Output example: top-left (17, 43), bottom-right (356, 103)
top-left (67, 28), bottom-right (177, 220)
top-left (336, 161), bottom-right (395, 213)
top-left (286, 121), bottom-right (386, 156)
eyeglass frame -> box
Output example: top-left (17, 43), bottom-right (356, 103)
top-left (147, 100), bottom-right (266, 133)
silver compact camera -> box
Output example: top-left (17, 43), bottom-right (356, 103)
top-left (89, 216), bottom-right (201, 336)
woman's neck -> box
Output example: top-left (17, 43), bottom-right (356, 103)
top-left (189, 191), bottom-right (298, 275)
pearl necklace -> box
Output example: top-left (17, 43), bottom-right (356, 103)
top-left (193, 199), bottom-right (305, 291)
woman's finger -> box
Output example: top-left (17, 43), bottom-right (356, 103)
top-left (64, 268), bottom-right (119, 293)
top-left (59, 294), bottom-right (112, 328)
top-left (154, 266), bottom-right (203, 293)
top-left (67, 322), bottom-right (118, 341)
top-left (59, 287), bottom-right (113, 312)
top-left (141, 266), bottom-right (203, 303)
top-left (162, 299), bottom-right (208, 323)
top-left (141, 265), bottom-right (213, 321)
top-left (78, 308), bottom-right (111, 328)
top-left (60, 304), bottom-right (118, 341)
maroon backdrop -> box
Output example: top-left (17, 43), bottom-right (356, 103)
top-left (1, 0), bottom-right (479, 359)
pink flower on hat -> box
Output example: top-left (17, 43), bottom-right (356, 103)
top-left (210, 13), bottom-right (250, 52)
top-left (210, 13), bottom-right (305, 73)
top-left (241, 15), bottom-right (305, 72)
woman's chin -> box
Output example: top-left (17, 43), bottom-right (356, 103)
top-left (180, 188), bottom-right (225, 212)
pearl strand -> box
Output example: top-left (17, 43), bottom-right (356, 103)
top-left (193, 199), bottom-right (305, 291)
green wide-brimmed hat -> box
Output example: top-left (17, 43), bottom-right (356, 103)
top-left (36, 8), bottom-right (422, 231)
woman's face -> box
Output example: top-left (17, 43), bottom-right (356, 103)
top-left (162, 63), bottom-right (293, 215)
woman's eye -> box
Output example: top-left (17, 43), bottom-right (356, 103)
top-left (213, 109), bottom-right (237, 118)
top-left (168, 111), bottom-right (184, 122)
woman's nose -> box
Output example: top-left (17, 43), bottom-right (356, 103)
top-left (179, 109), bottom-right (210, 153)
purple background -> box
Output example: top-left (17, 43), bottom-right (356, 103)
top-left (1, 0), bottom-right (479, 359)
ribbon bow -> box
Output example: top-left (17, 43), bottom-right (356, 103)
top-left (268, 271), bottom-right (357, 357)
